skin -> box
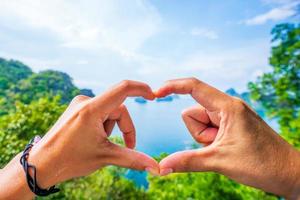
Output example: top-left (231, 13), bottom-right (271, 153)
top-left (0, 80), bottom-right (159, 200)
top-left (156, 78), bottom-right (300, 199)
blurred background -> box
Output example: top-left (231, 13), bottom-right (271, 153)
top-left (0, 0), bottom-right (299, 199)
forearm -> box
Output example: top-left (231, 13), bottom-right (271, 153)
top-left (285, 148), bottom-right (300, 200)
top-left (0, 154), bottom-right (34, 200)
top-left (248, 136), bottom-right (300, 199)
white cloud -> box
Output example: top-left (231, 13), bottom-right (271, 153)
top-left (190, 28), bottom-right (219, 39)
top-left (124, 39), bottom-right (271, 92)
top-left (262, 0), bottom-right (297, 4)
top-left (244, 0), bottom-right (300, 25)
top-left (0, 0), bottom-right (162, 57)
top-left (158, 39), bottom-right (271, 91)
top-left (0, 0), bottom-right (275, 94)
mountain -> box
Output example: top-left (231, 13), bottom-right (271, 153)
top-left (0, 58), bottom-right (33, 91)
top-left (0, 57), bottom-right (95, 115)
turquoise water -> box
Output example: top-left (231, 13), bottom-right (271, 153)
top-left (113, 97), bottom-right (197, 157)
top-left (112, 96), bottom-right (278, 187)
top-left (112, 96), bottom-right (196, 187)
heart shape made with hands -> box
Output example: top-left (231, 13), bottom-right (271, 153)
top-left (100, 78), bottom-right (292, 196)
top-left (106, 78), bottom-right (223, 176)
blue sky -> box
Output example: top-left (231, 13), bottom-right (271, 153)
top-left (0, 0), bottom-right (299, 93)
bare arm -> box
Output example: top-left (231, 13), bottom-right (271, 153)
top-left (0, 154), bottom-right (34, 200)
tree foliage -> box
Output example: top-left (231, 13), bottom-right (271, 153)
top-left (0, 58), bottom-right (32, 91)
top-left (248, 23), bottom-right (300, 148)
top-left (148, 173), bottom-right (276, 200)
top-left (0, 97), bottom-right (66, 167)
top-left (10, 70), bottom-right (81, 104)
top-left (0, 58), bottom-right (94, 116)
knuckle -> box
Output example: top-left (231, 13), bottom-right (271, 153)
top-left (129, 154), bottom-right (141, 170)
top-left (76, 103), bottom-right (92, 120)
top-left (144, 84), bottom-right (152, 92)
top-left (232, 97), bottom-right (248, 113)
top-left (188, 77), bottom-right (200, 84)
top-left (181, 108), bottom-right (189, 118)
top-left (164, 80), bottom-right (173, 85)
top-left (180, 152), bottom-right (195, 170)
top-left (181, 108), bottom-right (192, 121)
top-left (119, 104), bottom-right (127, 111)
top-left (72, 95), bottom-right (90, 103)
top-left (189, 77), bottom-right (201, 91)
top-left (119, 80), bottom-right (132, 90)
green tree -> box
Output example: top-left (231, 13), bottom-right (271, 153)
top-left (0, 58), bottom-right (94, 116)
top-left (10, 70), bottom-right (81, 104)
top-left (0, 96), bottom-right (66, 167)
top-left (248, 23), bottom-right (300, 148)
top-left (0, 58), bottom-right (32, 91)
top-left (148, 173), bottom-right (276, 200)
top-left (45, 168), bottom-right (147, 200)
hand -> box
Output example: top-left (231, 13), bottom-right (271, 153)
top-left (0, 80), bottom-right (159, 200)
top-left (156, 78), bottom-right (300, 199)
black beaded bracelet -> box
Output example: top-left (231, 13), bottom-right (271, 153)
top-left (20, 136), bottom-right (60, 197)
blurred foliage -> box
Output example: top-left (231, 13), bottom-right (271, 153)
top-left (0, 97), bottom-right (66, 168)
top-left (148, 153), bottom-right (276, 200)
top-left (248, 23), bottom-right (300, 148)
top-left (148, 173), bottom-right (276, 200)
top-left (39, 167), bottom-right (147, 200)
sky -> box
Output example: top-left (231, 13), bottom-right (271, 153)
top-left (0, 0), bottom-right (299, 94)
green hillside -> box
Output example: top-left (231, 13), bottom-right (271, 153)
top-left (0, 58), bottom-right (94, 115)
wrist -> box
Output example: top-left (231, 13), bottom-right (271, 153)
top-left (27, 140), bottom-right (65, 189)
top-left (0, 153), bottom-right (34, 200)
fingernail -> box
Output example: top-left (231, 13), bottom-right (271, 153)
top-left (160, 168), bottom-right (173, 176)
top-left (145, 167), bottom-right (159, 176)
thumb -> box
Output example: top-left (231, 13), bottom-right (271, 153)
top-left (159, 148), bottom-right (215, 176)
top-left (105, 142), bottom-right (159, 175)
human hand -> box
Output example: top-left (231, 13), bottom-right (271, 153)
top-left (0, 80), bottom-right (160, 200)
top-left (156, 78), bottom-right (300, 199)
top-left (29, 80), bottom-right (160, 187)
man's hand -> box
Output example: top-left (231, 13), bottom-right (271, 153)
top-left (30, 80), bottom-right (160, 186)
top-left (0, 80), bottom-right (159, 200)
top-left (156, 78), bottom-right (300, 199)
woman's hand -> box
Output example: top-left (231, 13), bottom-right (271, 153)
top-left (156, 78), bottom-right (300, 199)
top-left (0, 80), bottom-right (159, 200)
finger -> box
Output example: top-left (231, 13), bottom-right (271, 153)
top-left (182, 105), bottom-right (218, 144)
top-left (159, 148), bottom-right (214, 175)
top-left (107, 105), bottom-right (136, 149)
top-left (155, 78), bottom-right (230, 111)
top-left (106, 143), bottom-right (159, 175)
top-left (69, 95), bottom-right (91, 107)
top-left (104, 120), bottom-right (116, 137)
top-left (90, 80), bottom-right (155, 116)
